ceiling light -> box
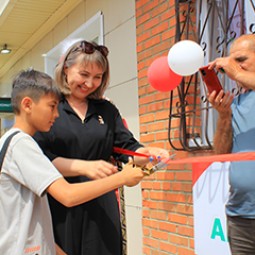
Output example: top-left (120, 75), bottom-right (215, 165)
top-left (0, 44), bottom-right (11, 54)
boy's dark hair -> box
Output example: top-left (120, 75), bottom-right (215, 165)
top-left (11, 69), bottom-right (61, 114)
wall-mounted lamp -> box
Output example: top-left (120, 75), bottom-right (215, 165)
top-left (0, 44), bottom-right (11, 54)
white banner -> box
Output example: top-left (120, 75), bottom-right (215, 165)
top-left (193, 162), bottom-right (231, 255)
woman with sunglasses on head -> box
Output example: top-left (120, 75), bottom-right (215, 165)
top-left (34, 40), bottom-right (169, 255)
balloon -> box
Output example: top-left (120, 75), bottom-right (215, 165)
top-left (167, 40), bottom-right (204, 76)
top-left (147, 56), bottom-right (182, 92)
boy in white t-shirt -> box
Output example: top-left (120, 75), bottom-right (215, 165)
top-left (0, 69), bottom-right (145, 255)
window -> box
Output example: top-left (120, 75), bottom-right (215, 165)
top-left (44, 11), bottom-right (104, 77)
top-left (168, 0), bottom-right (255, 151)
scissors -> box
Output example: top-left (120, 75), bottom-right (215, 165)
top-left (142, 154), bottom-right (176, 175)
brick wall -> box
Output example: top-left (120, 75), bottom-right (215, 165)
top-left (136, 1), bottom-right (196, 254)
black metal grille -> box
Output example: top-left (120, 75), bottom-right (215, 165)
top-left (168, 0), bottom-right (254, 151)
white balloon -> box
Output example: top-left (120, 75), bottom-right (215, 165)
top-left (167, 40), bottom-right (204, 76)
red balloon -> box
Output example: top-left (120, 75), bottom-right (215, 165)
top-left (147, 56), bottom-right (182, 92)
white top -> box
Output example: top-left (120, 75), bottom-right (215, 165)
top-left (0, 128), bottom-right (62, 255)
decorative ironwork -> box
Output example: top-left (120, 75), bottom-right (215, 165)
top-left (168, 0), bottom-right (255, 151)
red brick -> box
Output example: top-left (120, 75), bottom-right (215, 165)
top-left (136, 0), bottom-right (196, 254)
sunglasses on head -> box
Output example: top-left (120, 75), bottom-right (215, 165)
top-left (74, 40), bottom-right (109, 58)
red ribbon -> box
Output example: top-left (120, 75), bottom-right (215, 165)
top-left (114, 148), bottom-right (255, 165)
top-left (113, 147), bottom-right (151, 158)
top-left (167, 151), bottom-right (255, 164)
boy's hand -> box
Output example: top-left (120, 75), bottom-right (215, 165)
top-left (121, 158), bottom-right (145, 187)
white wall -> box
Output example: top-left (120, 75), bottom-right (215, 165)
top-left (102, 7), bottom-right (142, 253)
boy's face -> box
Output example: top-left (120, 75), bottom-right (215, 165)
top-left (29, 93), bottom-right (59, 133)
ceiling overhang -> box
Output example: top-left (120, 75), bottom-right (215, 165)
top-left (0, 0), bottom-right (82, 78)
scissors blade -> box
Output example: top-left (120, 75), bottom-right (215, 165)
top-left (149, 154), bottom-right (176, 173)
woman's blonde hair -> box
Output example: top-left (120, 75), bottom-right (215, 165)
top-left (55, 40), bottom-right (110, 99)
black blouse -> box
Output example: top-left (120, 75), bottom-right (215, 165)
top-left (34, 97), bottom-right (142, 255)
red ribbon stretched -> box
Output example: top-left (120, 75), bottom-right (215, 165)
top-left (168, 151), bottom-right (255, 164)
top-left (113, 147), bottom-right (151, 158)
top-left (114, 148), bottom-right (255, 165)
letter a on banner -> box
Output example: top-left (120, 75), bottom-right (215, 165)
top-left (211, 218), bottom-right (227, 242)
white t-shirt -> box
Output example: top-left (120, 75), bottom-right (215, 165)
top-left (0, 128), bottom-right (62, 255)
